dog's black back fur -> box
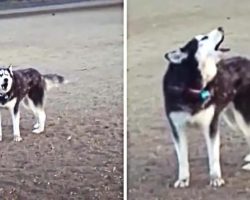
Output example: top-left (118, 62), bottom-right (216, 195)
top-left (205, 57), bottom-right (250, 122)
top-left (163, 39), bottom-right (203, 113)
top-left (3, 69), bottom-right (45, 112)
top-left (162, 28), bottom-right (250, 187)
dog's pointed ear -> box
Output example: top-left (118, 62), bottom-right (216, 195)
top-left (8, 64), bottom-right (12, 71)
top-left (164, 49), bottom-right (188, 64)
top-left (7, 64), bottom-right (13, 76)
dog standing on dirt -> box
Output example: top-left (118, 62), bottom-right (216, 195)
top-left (163, 27), bottom-right (227, 188)
top-left (164, 26), bottom-right (250, 188)
top-left (0, 65), bottom-right (65, 142)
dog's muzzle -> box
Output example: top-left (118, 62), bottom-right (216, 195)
top-left (1, 79), bottom-right (8, 91)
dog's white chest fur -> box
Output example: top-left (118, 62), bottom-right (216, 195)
top-left (0, 98), bottom-right (17, 109)
top-left (169, 105), bottom-right (215, 127)
top-left (189, 105), bottom-right (215, 125)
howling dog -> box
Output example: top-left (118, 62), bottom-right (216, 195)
top-left (164, 26), bottom-right (250, 188)
top-left (0, 65), bottom-right (65, 142)
top-left (163, 27), bottom-right (228, 188)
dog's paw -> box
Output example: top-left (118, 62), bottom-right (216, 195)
top-left (210, 177), bottom-right (225, 187)
top-left (14, 136), bottom-right (22, 142)
top-left (242, 163), bottom-right (250, 171)
top-left (33, 122), bottom-right (39, 130)
top-left (174, 178), bottom-right (190, 188)
top-left (244, 154), bottom-right (250, 162)
top-left (32, 128), bottom-right (44, 134)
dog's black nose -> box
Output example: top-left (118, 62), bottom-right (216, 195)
top-left (4, 78), bottom-right (8, 83)
top-left (218, 27), bottom-right (224, 32)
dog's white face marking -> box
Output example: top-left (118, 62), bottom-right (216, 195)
top-left (195, 28), bottom-right (224, 85)
top-left (195, 28), bottom-right (224, 61)
top-left (165, 27), bottom-right (225, 86)
top-left (0, 65), bottom-right (13, 94)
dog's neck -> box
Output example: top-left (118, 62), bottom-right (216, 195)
top-left (0, 92), bottom-right (10, 104)
top-left (198, 56), bottom-right (219, 87)
top-left (0, 77), bottom-right (16, 104)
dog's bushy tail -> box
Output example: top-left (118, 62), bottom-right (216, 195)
top-left (43, 74), bottom-right (67, 90)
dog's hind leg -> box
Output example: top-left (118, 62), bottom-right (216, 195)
top-left (201, 106), bottom-right (224, 187)
top-left (24, 97), bottom-right (46, 134)
top-left (32, 107), bottom-right (46, 134)
top-left (222, 104), bottom-right (239, 132)
top-left (168, 112), bottom-right (190, 188)
top-left (23, 97), bottom-right (40, 130)
top-left (231, 106), bottom-right (250, 170)
top-left (26, 87), bottom-right (46, 134)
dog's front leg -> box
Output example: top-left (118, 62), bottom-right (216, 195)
top-left (10, 102), bottom-right (22, 142)
top-left (168, 112), bottom-right (190, 188)
top-left (202, 107), bottom-right (224, 187)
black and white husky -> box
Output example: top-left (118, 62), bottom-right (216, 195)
top-left (163, 27), bottom-right (229, 188)
top-left (0, 65), bottom-right (65, 142)
top-left (164, 26), bottom-right (250, 188)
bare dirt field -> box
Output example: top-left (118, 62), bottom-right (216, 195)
top-left (0, 7), bottom-right (123, 200)
top-left (128, 0), bottom-right (250, 199)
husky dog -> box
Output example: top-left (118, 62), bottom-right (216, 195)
top-left (0, 65), bottom-right (65, 142)
top-left (163, 27), bottom-right (227, 188)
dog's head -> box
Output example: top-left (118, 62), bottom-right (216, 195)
top-left (0, 65), bottom-right (13, 94)
top-left (165, 27), bottom-right (228, 85)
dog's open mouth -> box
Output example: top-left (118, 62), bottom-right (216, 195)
top-left (215, 35), bottom-right (230, 52)
top-left (1, 83), bottom-right (7, 91)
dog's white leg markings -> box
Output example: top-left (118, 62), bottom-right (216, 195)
top-left (11, 110), bottom-right (22, 142)
top-left (32, 108), bottom-right (46, 134)
top-left (222, 104), bottom-right (239, 132)
top-left (23, 97), bottom-right (46, 134)
top-left (33, 122), bottom-right (40, 130)
top-left (22, 97), bottom-right (39, 129)
top-left (169, 112), bottom-right (190, 188)
top-left (200, 105), bottom-right (224, 187)
top-left (33, 122), bottom-right (39, 129)
top-left (5, 98), bottom-right (22, 141)
top-left (232, 106), bottom-right (250, 170)
top-left (205, 129), bottom-right (224, 186)
top-left (242, 163), bottom-right (250, 171)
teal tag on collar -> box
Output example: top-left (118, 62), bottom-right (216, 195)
top-left (200, 90), bottom-right (210, 100)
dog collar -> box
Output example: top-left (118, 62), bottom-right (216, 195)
top-left (0, 93), bottom-right (9, 100)
top-left (168, 86), bottom-right (211, 101)
top-left (200, 90), bottom-right (211, 100)
top-left (188, 88), bottom-right (201, 94)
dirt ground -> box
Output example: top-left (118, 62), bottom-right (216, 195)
top-left (128, 0), bottom-right (250, 199)
top-left (0, 7), bottom-right (123, 200)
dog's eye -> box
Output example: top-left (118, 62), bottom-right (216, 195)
top-left (201, 36), bottom-right (208, 41)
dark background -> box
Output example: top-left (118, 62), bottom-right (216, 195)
top-left (0, 0), bottom-right (97, 10)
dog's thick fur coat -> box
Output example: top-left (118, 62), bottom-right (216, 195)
top-left (0, 66), bottom-right (65, 141)
top-left (164, 27), bottom-right (250, 188)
